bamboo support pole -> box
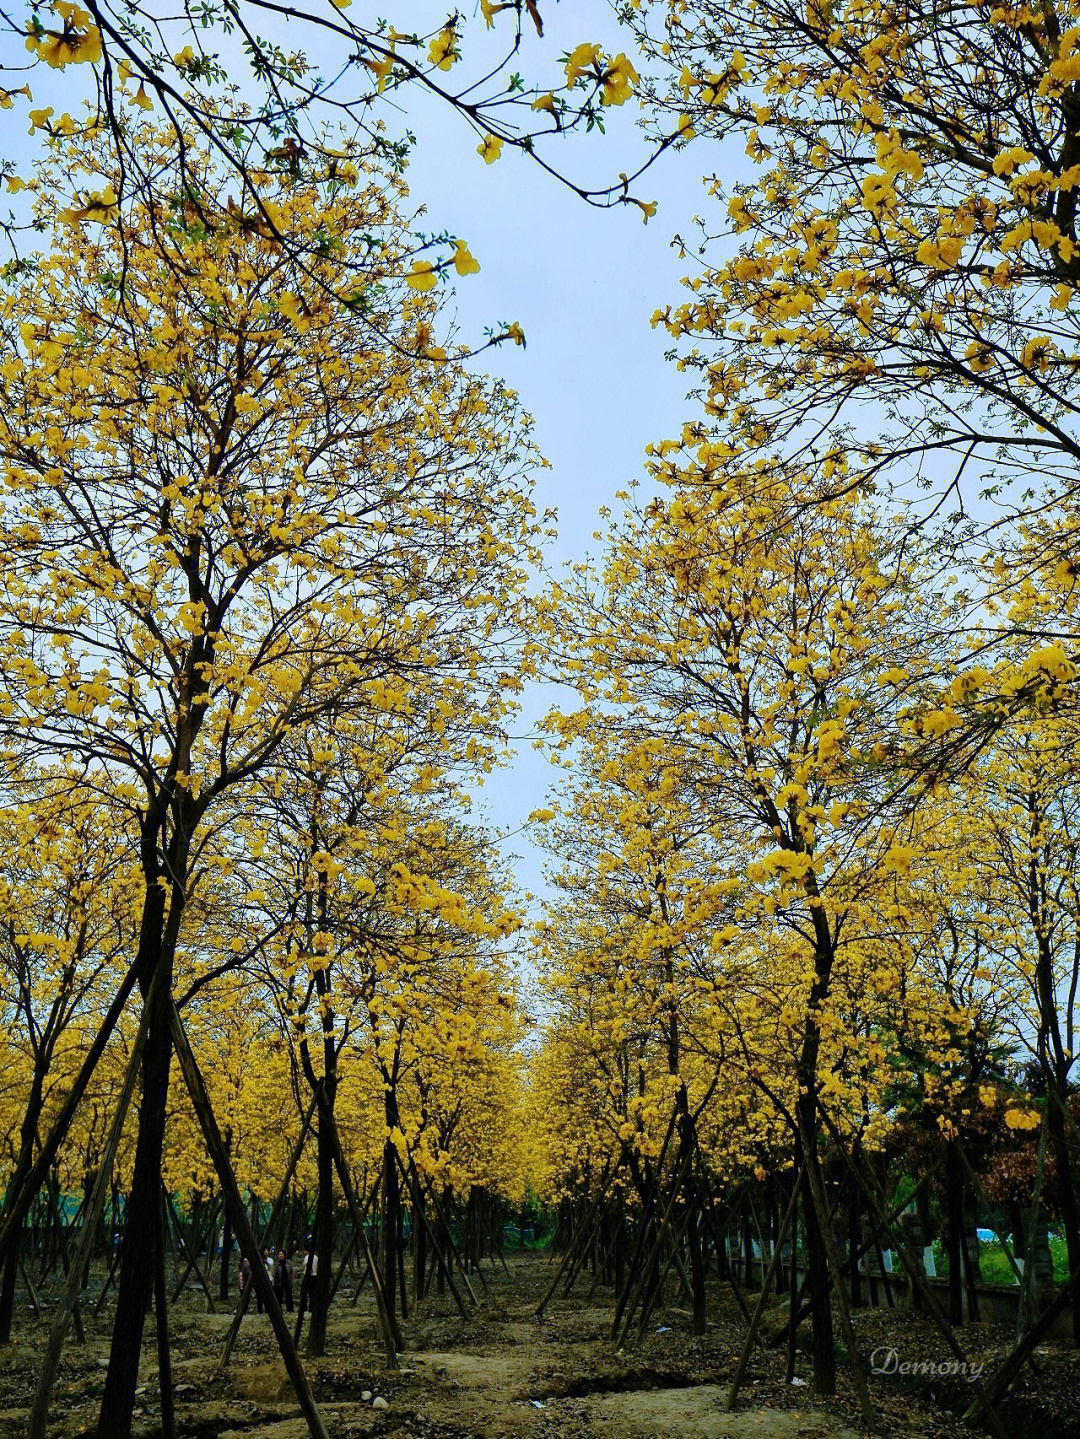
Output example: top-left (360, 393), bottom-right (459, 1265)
top-left (28, 996), bottom-right (148, 1439)
top-left (725, 1169), bottom-right (802, 1412)
top-left (0, 960), bottom-right (141, 1270)
top-left (219, 1091), bottom-right (318, 1372)
top-left (168, 1000), bottom-right (329, 1439)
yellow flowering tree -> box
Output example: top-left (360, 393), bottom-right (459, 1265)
top-left (0, 115), bottom-right (539, 1433)
top-left (538, 466), bottom-right (952, 1391)
top-left (3, 0), bottom-right (666, 280)
top-left (630, 0), bottom-right (1080, 571)
top-left (0, 777), bottom-right (140, 1343)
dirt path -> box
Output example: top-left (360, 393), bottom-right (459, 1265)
top-left (0, 1250), bottom-right (1067, 1438)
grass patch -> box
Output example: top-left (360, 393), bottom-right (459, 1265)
top-left (930, 1237), bottom-right (1071, 1284)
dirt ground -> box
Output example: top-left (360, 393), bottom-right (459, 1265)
top-left (0, 1250), bottom-right (1077, 1438)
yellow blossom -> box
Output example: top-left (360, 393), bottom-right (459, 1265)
top-left (453, 241), bottom-right (480, 276)
top-left (565, 42), bottom-right (601, 87)
top-left (602, 54), bottom-right (639, 105)
top-left (477, 134), bottom-right (503, 164)
top-left (428, 25), bottom-right (458, 71)
top-left (405, 260), bottom-right (438, 292)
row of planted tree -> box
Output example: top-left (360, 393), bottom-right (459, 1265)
top-left (6, 1), bottom-right (1080, 1436)
top-left (0, 105), bottom-right (548, 1439)
top-left (521, 463), bottom-right (1080, 1436)
top-left (1, 1059), bottom-right (522, 1439)
top-left (0, 800), bottom-right (535, 1439)
top-left (537, 1087), bottom-right (1077, 1427)
top-left (3, 1151), bottom-right (514, 1351)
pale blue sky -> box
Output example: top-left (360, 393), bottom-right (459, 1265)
top-left (384, 5), bottom-right (718, 902)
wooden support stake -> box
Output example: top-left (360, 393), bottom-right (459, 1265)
top-left (725, 1171), bottom-right (801, 1413)
top-left (964, 1266), bottom-right (1080, 1426)
top-left (422, 1178), bottom-right (480, 1309)
top-left (636, 1193), bottom-right (695, 1337)
top-left (165, 1188), bottom-right (216, 1312)
top-left (324, 1110), bottom-right (400, 1364)
top-left (956, 1143), bottom-right (1024, 1286)
top-left (0, 960), bottom-right (141, 1270)
top-left (449, 1191), bottom-right (489, 1293)
top-left (536, 1157), bottom-right (620, 1320)
top-left (771, 1162), bottom-right (939, 1347)
top-left (610, 1107), bottom-right (682, 1337)
top-left (168, 1000), bottom-right (329, 1439)
top-left (328, 1225), bottom-right (360, 1303)
top-left (28, 996), bottom-right (147, 1439)
top-left (43, 1176), bottom-right (84, 1342)
top-left (349, 1161), bottom-right (384, 1305)
top-left (819, 1109), bottom-right (1011, 1439)
top-left (19, 1252), bottom-right (40, 1317)
top-left (93, 1235), bottom-right (124, 1317)
top-left (798, 1118), bottom-right (875, 1430)
top-left (616, 1146), bottom-right (694, 1349)
top-left (219, 1092), bottom-right (318, 1373)
top-left (695, 1174), bottom-right (755, 1327)
top-left (155, 1186), bottom-right (176, 1439)
top-left (173, 1196), bottom-right (221, 1305)
top-left (401, 1156), bottom-right (470, 1320)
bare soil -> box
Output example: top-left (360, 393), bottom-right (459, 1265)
top-left (0, 1251), bottom-right (1077, 1438)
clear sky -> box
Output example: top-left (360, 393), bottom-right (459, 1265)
top-left (5, 1), bottom-right (740, 908)
top-left (382, 5), bottom-right (720, 905)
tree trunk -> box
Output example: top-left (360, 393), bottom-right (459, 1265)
top-left (797, 900), bottom-right (837, 1395)
top-left (155, 1190), bottom-right (175, 1439)
top-left (414, 1192), bottom-right (427, 1303)
top-left (306, 1112), bottom-right (334, 1358)
top-left (945, 1141), bottom-right (963, 1326)
top-left (800, 1136), bottom-right (835, 1393)
top-left (0, 1070), bottom-right (45, 1343)
top-left (98, 955), bottom-right (172, 1437)
top-left (97, 865), bottom-right (172, 1439)
top-left (1033, 870), bottom-right (1080, 1342)
top-left (382, 1137), bottom-right (399, 1321)
top-left (614, 1208), bottom-right (625, 1299)
top-left (219, 1136), bottom-right (233, 1303)
top-left (1047, 1082), bottom-right (1080, 1344)
top-left (397, 1199), bottom-right (409, 1319)
top-left (847, 1177), bottom-right (861, 1309)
